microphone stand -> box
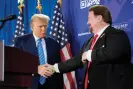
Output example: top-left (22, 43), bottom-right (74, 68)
top-left (0, 21), bottom-right (5, 30)
top-left (0, 14), bottom-right (17, 30)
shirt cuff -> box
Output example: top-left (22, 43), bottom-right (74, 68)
top-left (53, 63), bottom-right (60, 73)
top-left (86, 50), bottom-right (92, 62)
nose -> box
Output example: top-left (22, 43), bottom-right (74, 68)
top-left (87, 21), bottom-right (89, 24)
top-left (41, 25), bottom-right (47, 30)
top-left (41, 26), bottom-right (45, 30)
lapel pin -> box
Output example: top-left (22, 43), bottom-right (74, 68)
top-left (100, 33), bottom-right (105, 38)
top-left (102, 45), bottom-right (105, 48)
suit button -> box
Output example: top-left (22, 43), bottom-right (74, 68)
top-left (32, 74), bottom-right (34, 76)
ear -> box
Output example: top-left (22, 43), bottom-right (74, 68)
top-left (30, 26), bottom-right (34, 32)
top-left (97, 15), bottom-right (102, 22)
top-left (30, 23), bottom-right (33, 30)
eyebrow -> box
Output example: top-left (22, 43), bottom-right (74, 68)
top-left (38, 25), bottom-right (47, 27)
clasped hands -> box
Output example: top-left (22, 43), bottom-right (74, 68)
top-left (38, 64), bottom-right (55, 78)
top-left (38, 51), bottom-right (89, 78)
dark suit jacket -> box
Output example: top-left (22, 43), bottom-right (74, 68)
top-left (14, 33), bottom-right (63, 89)
top-left (58, 26), bottom-right (133, 89)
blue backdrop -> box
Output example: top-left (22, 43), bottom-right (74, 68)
top-left (0, 0), bottom-right (133, 89)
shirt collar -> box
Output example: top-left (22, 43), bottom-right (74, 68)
top-left (33, 33), bottom-right (40, 42)
top-left (96, 24), bottom-right (109, 36)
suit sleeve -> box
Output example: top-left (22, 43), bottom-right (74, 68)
top-left (58, 53), bottom-right (83, 73)
top-left (91, 31), bottom-right (131, 63)
top-left (58, 39), bottom-right (91, 73)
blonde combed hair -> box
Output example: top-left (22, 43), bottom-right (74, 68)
top-left (30, 14), bottom-right (50, 28)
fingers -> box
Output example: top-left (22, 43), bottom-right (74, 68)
top-left (45, 64), bottom-right (55, 73)
top-left (38, 64), bottom-right (55, 78)
top-left (43, 67), bottom-right (54, 77)
top-left (82, 52), bottom-right (87, 64)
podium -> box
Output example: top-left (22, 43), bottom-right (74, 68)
top-left (0, 41), bottom-right (39, 89)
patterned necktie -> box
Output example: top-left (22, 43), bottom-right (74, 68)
top-left (37, 38), bottom-right (46, 85)
top-left (84, 34), bottom-right (98, 89)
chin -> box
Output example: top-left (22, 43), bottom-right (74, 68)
top-left (39, 35), bottom-right (44, 38)
top-left (42, 35), bottom-right (46, 38)
top-left (89, 28), bottom-right (93, 33)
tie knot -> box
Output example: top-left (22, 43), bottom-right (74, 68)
top-left (37, 38), bottom-right (42, 42)
top-left (89, 34), bottom-right (98, 50)
top-left (37, 39), bottom-right (42, 47)
top-left (94, 34), bottom-right (98, 39)
top-left (92, 34), bottom-right (98, 42)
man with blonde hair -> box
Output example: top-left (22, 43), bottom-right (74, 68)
top-left (14, 14), bottom-right (63, 89)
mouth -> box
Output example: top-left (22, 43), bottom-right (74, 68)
top-left (88, 23), bottom-right (91, 26)
top-left (41, 33), bottom-right (45, 34)
top-left (88, 24), bottom-right (91, 28)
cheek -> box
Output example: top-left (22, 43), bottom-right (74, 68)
top-left (44, 28), bottom-right (47, 33)
top-left (36, 30), bottom-right (41, 35)
top-left (33, 28), bottom-right (40, 34)
top-left (91, 20), bottom-right (97, 26)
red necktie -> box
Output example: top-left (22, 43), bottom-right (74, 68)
top-left (84, 34), bottom-right (98, 89)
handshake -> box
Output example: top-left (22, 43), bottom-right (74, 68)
top-left (38, 64), bottom-right (55, 78)
top-left (37, 51), bottom-right (89, 78)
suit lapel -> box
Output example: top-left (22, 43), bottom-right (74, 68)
top-left (43, 37), bottom-right (51, 64)
top-left (83, 36), bottom-right (93, 52)
top-left (27, 34), bottom-right (38, 56)
top-left (92, 26), bottom-right (112, 49)
top-left (93, 33), bottom-right (105, 49)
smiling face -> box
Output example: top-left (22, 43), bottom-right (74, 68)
top-left (87, 5), bottom-right (112, 34)
top-left (31, 19), bottom-right (48, 38)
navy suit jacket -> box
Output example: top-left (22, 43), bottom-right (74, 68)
top-left (14, 33), bottom-right (63, 89)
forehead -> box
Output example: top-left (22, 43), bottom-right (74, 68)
top-left (88, 11), bottom-right (95, 17)
top-left (34, 18), bottom-right (47, 22)
top-left (32, 18), bottom-right (48, 25)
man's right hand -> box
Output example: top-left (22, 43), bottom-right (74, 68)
top-left (38, 64), bottom-right (54, 78)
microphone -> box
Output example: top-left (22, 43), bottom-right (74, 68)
top-left (0, 14), bottom-right (17, 22)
